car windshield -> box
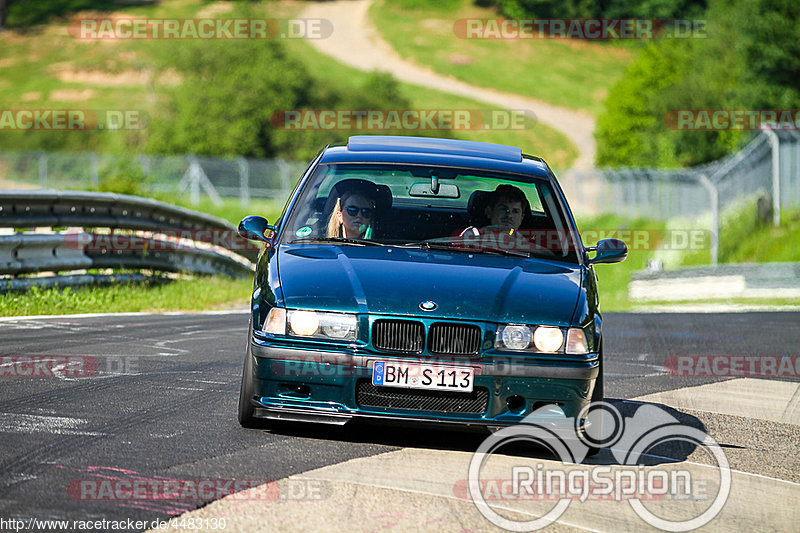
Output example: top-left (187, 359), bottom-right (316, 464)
top-left (279, 163), bottom-right (580, 263)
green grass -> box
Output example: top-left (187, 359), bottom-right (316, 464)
top-left (0, 276), bottom-right (251, 316)
top-left (284, 37), bottom-right (577, 171)
top-left (167, 196), bottom-right (286, 227)
top-left (679, 207), bottom-right (800, 267)
top-left (575, 213), bottom-right (666, 311)
top-left (369, 0), bottom-right (635, 115)
top-left (633, 297), bottom-right (800, 308)
top-left (0, 0), bottom-right (578, 170)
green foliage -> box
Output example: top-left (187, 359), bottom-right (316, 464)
top-left (146, 35), bottom-right (413, 160)
top-left (596, 0), bottom-right (800, 168)
top-left (483, 0), bottom-right (707, 19)
top-left (575, 213), bottom-right (666, 311)
top-left (146, 38), bottom-right (310, 158)
top-left (4, 0), bottom-right (116, 28)
top-left (0, 276), bottom-right (251, 316)
top-left (680, 207), bottom-right (800, 266)
top-left (93, 156), bottom-right (148, 195)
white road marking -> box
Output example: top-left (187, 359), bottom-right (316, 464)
top-left (0, 413), bottom-right (104, 436)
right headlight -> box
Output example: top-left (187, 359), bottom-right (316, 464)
top-left (495, 324), bottom-right (589, 354)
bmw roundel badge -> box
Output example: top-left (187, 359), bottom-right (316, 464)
top-left (419, 300), bottom-right (437, 311)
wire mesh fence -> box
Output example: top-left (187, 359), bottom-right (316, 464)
top-left (588, 130), bottom-right (800, 264)
top-left (0, 151), bottom-right (309, 208)
top-left (2, 130), bottom-right (799, 265)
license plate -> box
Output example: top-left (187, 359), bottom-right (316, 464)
top-left (371, 361), bottom-right (474, 393)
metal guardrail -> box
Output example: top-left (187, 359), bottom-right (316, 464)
top-left (0, 191), bottom-right (258, 290)
top-left (630, 262), bottom-right (800, 302)
top-left (0, 189), bottom-right (259, 262)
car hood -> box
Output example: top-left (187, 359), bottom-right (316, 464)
top-left (277, 244), bottom-right (582, 326)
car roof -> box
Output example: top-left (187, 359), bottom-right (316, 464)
top-left (318, 136), bottom-right (553, 179)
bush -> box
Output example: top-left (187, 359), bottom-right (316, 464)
top-left (93, 157), bottom-right (148, 196)
top-left (595, 0), bottom-right (799, 168)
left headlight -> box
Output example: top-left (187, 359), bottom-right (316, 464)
top-left (268, 309), bottom-right (358, 341)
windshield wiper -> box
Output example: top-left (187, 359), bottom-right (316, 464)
top-left (403, 241), bottom-right (531, 258)
top-left (287, 237), bottom-right (389, 246)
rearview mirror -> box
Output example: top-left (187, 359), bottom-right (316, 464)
top-left (238, 215), bottom-right (276, 243)
top-left (589, 238), bottom-right (627, 264)
top-left (409, 182), bottom-right (460, 198)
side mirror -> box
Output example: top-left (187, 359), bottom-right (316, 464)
top-left (588, 238), bottom-right (627, 264)
top-left (238, 215), bottom-right (276, 243)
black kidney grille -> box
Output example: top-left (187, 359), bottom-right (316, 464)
top-left (428, 323), bottom-right (482, 355)
top-left (356, 381), bottom-right (489, 414)
top-left (373, 319), bottom-right (424, 353)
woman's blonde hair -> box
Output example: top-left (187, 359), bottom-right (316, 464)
top-left (326, 197), bottom-right (344, 238)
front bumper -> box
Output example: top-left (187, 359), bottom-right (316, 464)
top-left (249, 340), bottom-right (599, 429)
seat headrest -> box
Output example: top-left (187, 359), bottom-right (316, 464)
top-left (323, 179), bottom-right (392, 217)
top-left (467, 190), bottom-right (491, 226)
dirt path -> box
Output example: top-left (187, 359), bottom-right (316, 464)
top-left (300, 0), bottom-right (597, 172)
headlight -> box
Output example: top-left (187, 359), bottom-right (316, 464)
top-left (289, 310), bottom-right (320, 336)
top-left (284, 309), bottom-right (357, 341)
top-left (320, 313), bottom-right (358, 339)
top-left (533, 326), bottom-right (564, 353)
top-left (498, 325), bottom-right (533, 350)
top-left (566, 328), bottom-right (589, 354)
top-left (495, 323), bottom-right (586, 354)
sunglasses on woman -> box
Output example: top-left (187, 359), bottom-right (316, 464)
top-left (344, 205), bottom-right (374, 218)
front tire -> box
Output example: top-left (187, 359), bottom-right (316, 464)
top-left (583, 344), bottom-right (604, 456)
top-left (238, 337), bottom-right (262, 428)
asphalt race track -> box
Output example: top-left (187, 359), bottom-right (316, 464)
top-left (0, 311), bottom-right (798, 531)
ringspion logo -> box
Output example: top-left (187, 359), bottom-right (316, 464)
top-left (468, 402), bottom-right (730, 531)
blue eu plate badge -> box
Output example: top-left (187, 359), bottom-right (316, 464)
top-left (372, 361), bottom-right (385, 386)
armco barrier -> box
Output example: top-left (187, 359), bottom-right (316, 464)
top-left (630, 262), bottom-right (800, 301)
top-left (0, 190), bottom-right (259, 261)
top-left (0, 190), bottom-right (258, 290)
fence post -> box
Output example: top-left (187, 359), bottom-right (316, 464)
top-left (37, 151), bottom-right (47, 187)
top-left (238, 157), bottom-right (250, 208)
top-left (698, 174), bottom-right (718, 266)
top-left (762, 127), bottom-right (781, 226)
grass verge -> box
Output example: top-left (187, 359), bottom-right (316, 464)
top-left (284, 37), bottom-right (577, 171)
top-left (369, 0), bottom-right (634, 115)
top-left (575, 213), bottom-right (665, 312)
top-left (679, 207), bottom-right (800, 266)
top-left (0, 276), bottom-right (251, 317)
